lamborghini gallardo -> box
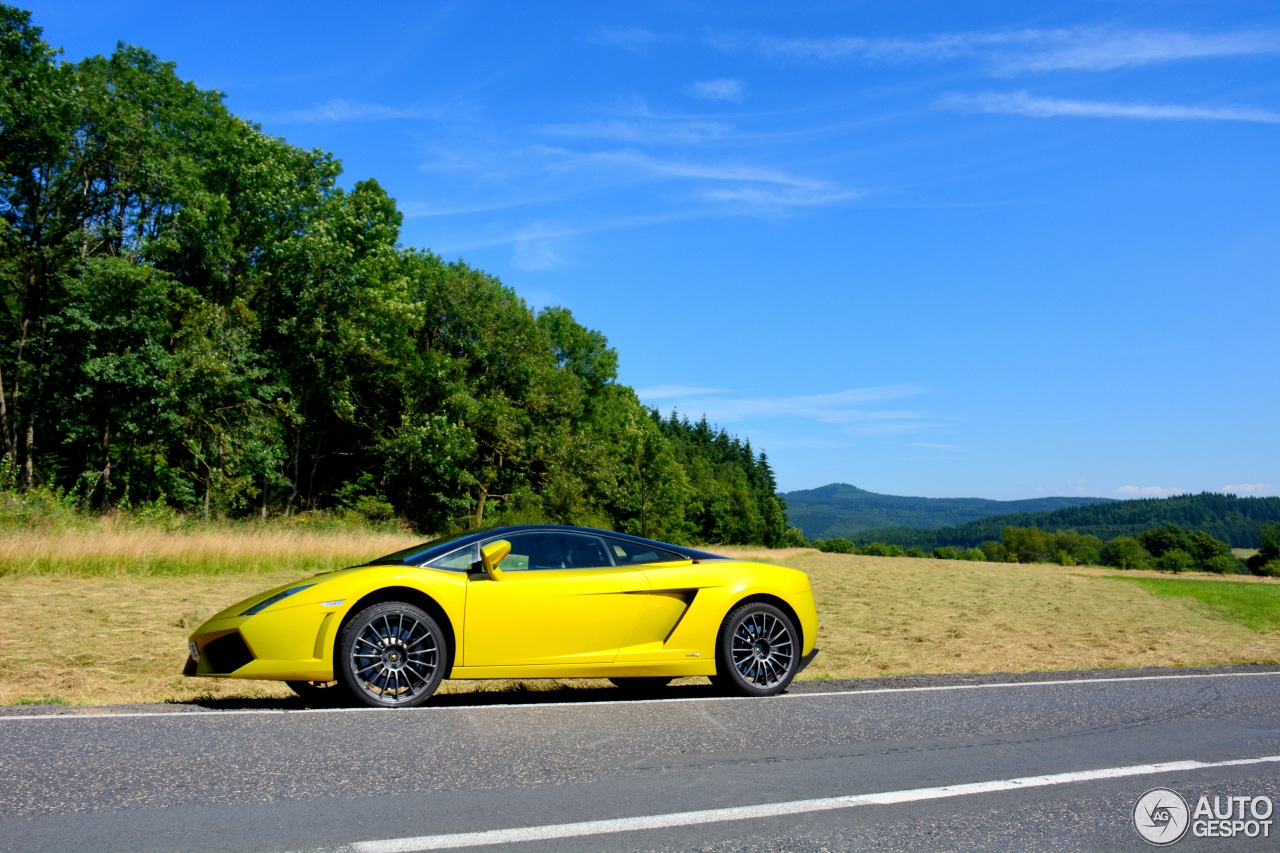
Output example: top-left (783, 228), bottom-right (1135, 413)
top-left (184, 525), bottom-right (819, 707)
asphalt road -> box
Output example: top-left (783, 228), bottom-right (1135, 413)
top-left (2, 666), bottom-right (1279, 852)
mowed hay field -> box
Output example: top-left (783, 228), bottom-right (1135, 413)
top-left (796, 553), bottom-right (1280, 679)
top-left (1, 533), bottom-right (1278, 706)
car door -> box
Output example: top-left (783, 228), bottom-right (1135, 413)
top-left (462, 531), bottom-right (650, 666)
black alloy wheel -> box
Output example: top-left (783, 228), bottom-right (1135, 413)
top-left (713, 601), bottom-right (799, 696)
top-left (337, 601), bottom-right (447, 708)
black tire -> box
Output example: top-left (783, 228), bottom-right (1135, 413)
top-left (337, 601), bottom-right (447, 708)
top-left (608, 677), bottom-right (673, 695)
top-left (714, 601), bottom-right (799, 697)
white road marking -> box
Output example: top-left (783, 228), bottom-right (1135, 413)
top-left (0, 669), bottom-right (1276, 722)
top-left (350, 754), bottom-right (1280, 852)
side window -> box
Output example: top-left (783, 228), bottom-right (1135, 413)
top-left (603, 536), bottom-right (686, 566)
top-left (490, 532), bottom-right (614, 571)
top-left (425, 543), bottom-right (477, 571)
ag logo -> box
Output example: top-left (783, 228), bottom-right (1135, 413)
top-left (1134, 787), bottom-right (1190, 845)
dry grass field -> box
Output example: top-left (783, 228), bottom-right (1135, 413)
top-left (1, 533), bottom-right (1277, 706)
top-left (794, 553), bottom-right (1280, 681)
top-left (0, 524), bottom-right (421, 577)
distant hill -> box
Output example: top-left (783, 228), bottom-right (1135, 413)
top-left (849, 492), bottom-right (1280, 550)
top-left (783, 483), bottom-right (1112, 540)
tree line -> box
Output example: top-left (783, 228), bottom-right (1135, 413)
top-left (0, 8), bottom-right (793, 544)
top-left (850, 493), bottom-right (1280, 551)
top-left (815, 522), bottom-right (1280, 576)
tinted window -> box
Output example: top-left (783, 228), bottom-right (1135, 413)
top-left (603, 536), bottom-right (686, 566)
top-left (490, 532), bottom-right (614, 571)
top-left (424, 543), bottom-right (477, 572)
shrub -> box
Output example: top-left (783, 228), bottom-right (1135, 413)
top-left (779, 526), bottom-right (810, 548)
top-left (980, 540), bottom-right (1007, 562)
top-left (1101, 536), bottom-right (1150, 570)
top-left (1003, 526), bottom-right (1054, 563)
top-left (1203, 553), bottom-right (1241, 575)
top-left (1247, 522), bottom-right (1280, 574)
top-left (1156, 549), bottom-right (1195, 573)
top-left (820, 537), bottom-right (856, 554)
top-left (1054, 531), bottom-right (1103, 566)
top-left (932, 546), bottom-right (961, 560)
top-left (859, 542), bottom-right (903, 557)
top-left (905, 547), bottom-right (927, 559)
top-left (1138, 523), bottom-right (1232, 572)
top-left (1257, 559), bottom-right (1280, 578)
top-left (962, 548), bottom-right (986, 561)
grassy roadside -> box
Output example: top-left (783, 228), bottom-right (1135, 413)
top-left (0, 534), bottom-right (1276, 706)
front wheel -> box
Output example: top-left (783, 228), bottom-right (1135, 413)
top-left (714, 601), bottom-right (799, 697)
top-left (337, 602), bottom-right (447, 708)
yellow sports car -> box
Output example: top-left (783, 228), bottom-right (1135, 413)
top-left (184, 524), bottom-right (819, 707)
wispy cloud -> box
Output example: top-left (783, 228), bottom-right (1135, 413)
top-left (686, 78), bottom-right (746, 102)
top-left (511, 223), bottom-right (567, 271)
top-left (1115, 485), bottom-right (1185, 497)
top-left (724, 27), bottom-right (1280, 74)
top-left (635, 384), bottom-right (731, 399)
top-left (1007, 30), bottom-right (1280, 73)
top-left (941, 90), bottom-right (1280, 123)
top-left (261, 98), bottom-right (431, 124)
top-left (541, 119), bottom-right (734, 144)
top-left (1222, 483), bottom-right (1273, 494)
top-left (589, 26), bottom-right (667, 50)
top-left (639, 384), bottom-right (930, 429)
top-left (554, 149), bottom-right (859, 208)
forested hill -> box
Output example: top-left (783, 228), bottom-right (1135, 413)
top-left (784, 483), bottom-right (1111, 539)
top-left (0, 9), bottom-right (789, 545)
top-left (851, 493), bottom-right (1280, 550)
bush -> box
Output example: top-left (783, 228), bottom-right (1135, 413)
top-left (1055, 531), bottom-right (1103, 566)
top-left (1257, 559), bottom-right (1280, 578)
top-left (1138, 523), bottom-right (1232, 572)
top-left (932, 546), bottom-right (961, 560)
top-left (1204, 553), bottom-right (1241, 575)
top-left (779, 526), bottom-right (809, 548)
top-left (1156, 549), bottom-right (1195, 573)
top-left (962, 548), bottom-right (986, 561)
top-left (859, 542), bottom-right (903, 557)
top-left (1247, 522), bottom-right (1280, 574)
top-left (905, 547), bottom-right (927, 559)
top-left (1101, 536), bottom-right (1150, 570)
top-left (980, 540), bottom-right (1008, 562)
top-left (820, 537), bottom-right (855, 554)
top-left (1003, 526), bottom-right (1054, 563)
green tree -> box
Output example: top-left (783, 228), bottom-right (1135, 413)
top-left (1100, 537), bottom-right (1149, 570)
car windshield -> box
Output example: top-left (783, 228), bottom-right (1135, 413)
top-left (364, 530), bottom-right (486, 566)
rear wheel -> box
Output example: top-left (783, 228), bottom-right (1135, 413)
top-left (714, 601), bottom-right (799, 697)
top-left (608, 677), bottom-right (673, 695)
top-left (337, 602), bottom-right (447, 708)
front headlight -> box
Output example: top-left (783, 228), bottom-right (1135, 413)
top-left (239, 583), bottom-right (316, 616)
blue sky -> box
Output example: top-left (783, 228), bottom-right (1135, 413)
top-left (24, 1), bottom-right (1280, 499)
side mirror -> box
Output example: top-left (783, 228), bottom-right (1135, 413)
top-left (479, 540), bottom-right (511, 581)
